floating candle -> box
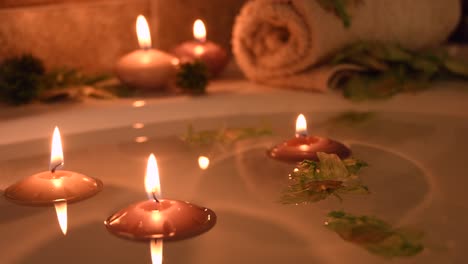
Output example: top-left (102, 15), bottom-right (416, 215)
top-left (268, 114), bottom-right (351, 163)
top-left (172, 19), bottom-right (229, 78)
top-left (4, 127), bottom-right (103, 234)
top-left (115, 15), bottom-right (178, 91)
top-left (104, 154), bottom-right (216, 241)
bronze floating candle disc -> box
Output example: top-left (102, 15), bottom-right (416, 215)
top-left (4, 170), bottom-right (103, 206)
top-left (104, 199), bottom-right (216, 241)
top-left (268, 135), bottom-right (351, 163)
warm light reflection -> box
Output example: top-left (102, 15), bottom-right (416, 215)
top-left (145, 154), bottom-right (161, 200)
top-left (198, 156), bottom-right (210, 170)
top-left (194, 45), bottom-right (205, 56)
top-left (132, 100), bottom-right (146, 107)
top-left (136, 15), bottom-right (152, 49)
top-left (150, 239), bottom-right (163, 264)
top-left (133, 123), bottom-right (145, 129)
top-left (193, 19), bottom-right (206, 42)
top-left (54, 201), bottom-right (68, 235)
top-left (50, 126), bottom-right (64, 172)
top-left (135, 136), bottom-right (148, 143)
top-left (171, 58), bottom-right (180, 66)
top-left (295, 114), bottom-right (308, 137)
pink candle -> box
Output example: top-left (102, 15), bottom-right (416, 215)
top-left (115, 15), bottom-right (178, 91)
top-left (172, 19), bottom-right (229, 78)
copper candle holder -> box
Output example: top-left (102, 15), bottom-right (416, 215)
top-left (268, 114), bottom-right (351, 163)
top-left (4, 127), bottom-right (102, 206)
top-left (104, 154), bottom-right (216, 242)
top-left (4, 170), bottom-right (102, 206)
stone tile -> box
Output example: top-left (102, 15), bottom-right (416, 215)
top-left (0, 0), bottom-right (150, 73)
top-left (0, 0), bottom-right (247, 73)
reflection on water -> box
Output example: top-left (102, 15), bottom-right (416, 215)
top-left (0, 111), bottom-right (467, 264)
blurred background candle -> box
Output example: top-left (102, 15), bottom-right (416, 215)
top-left (172, 19), bottom-right (229, 78)
top-left (115, 15), bottom-right (179, 91)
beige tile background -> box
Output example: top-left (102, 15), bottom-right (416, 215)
top-left (0, 0), bottom-right (246, 73)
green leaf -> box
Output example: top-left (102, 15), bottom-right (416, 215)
top-left (181, 124), bottom-right (273, 146)
top-left (280, 153), bottom-right (369, 204)
top-left (326, 211), bottom-right (424, 258)
top-left (444, 58), bottom-right (468, 77)
top-left (317, 152), bottom-right (349, 179)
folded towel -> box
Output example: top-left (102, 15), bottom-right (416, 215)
top-left (232, 0), bottom-right (461, 91)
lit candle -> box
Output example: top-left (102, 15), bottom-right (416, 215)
top-left (104, 153), bottom-right (216, 242)
top-left (115, 15), bottom-right (179, 90)
top-left (171, 19), bottom-right (229, 78)
top-left (268, 114), bottom-right (351, 163)
top-left (4, 127), bottom-right (103, 235)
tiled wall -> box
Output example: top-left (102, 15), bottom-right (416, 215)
top-left (0, 0), bottom-right (246, 73)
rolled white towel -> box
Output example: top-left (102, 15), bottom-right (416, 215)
top-left (232, 0), bottom-right (461, 91)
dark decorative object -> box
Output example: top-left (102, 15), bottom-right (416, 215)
top-left (0, 54), bottom-right (45, 105)
top-left (176, 60), bottom-right (209, 95)
top-left (450, 0), bottom-right (468, 43)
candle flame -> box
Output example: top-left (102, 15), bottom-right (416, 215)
top-left (50, 126), bottom-right (64, 172)
top-left (54, 201), bottom-right (68, 235)
top-left (150, 239), bottom-right (163, 264)
top-left (295, 114), bottom-right (308, 137)
top-left (145, 154), bottom-right (161, 200)
top-left (136, 15), bottom-right (152, 49)
top-left (198, 156), bottom-right (210, 170)
top-left (193, 19), bottom-right (206, 42)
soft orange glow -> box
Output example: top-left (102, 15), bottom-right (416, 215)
top-left (193, 19), bottom-right (206, 42)
top-left (132, 123), bottom-right (145, 129)
top-left (150, 239), bottom-right (163, 264)
top-left (54, 201), bottom-right (68, 235)
top-left (132, 100), bottom-right (146, 108)
top-left (198, 156), bottom-right (210, 170)
top-left (136, 15), bottom-right (152, 49)
top-left (295, 114), bottom-right (308, 137)
top-left (50, 126), bottom-right (64, 172)
top-left (194, 45), bottom-right (205, 56)
top-left (135, 136), bottom-right (149, 143)
top-left (145, 154), bottom-right (161, 200)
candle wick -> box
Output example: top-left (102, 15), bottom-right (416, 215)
top-left (50, 162), bottom-right (63, 174)
top-left (295, 132), bottom-right (308, 138)
top-left (152, 192), bottom-right (160, 203)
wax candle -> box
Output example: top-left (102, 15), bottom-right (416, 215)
top-left (115, 15), bottom-right (179, 91)
top-left (4, 127), bottom-right (103, 235)
top-left (172, 19), bottom-right (229, 78)
top-left (268, 114), bottom-right (351, 163)
top-left (105, 154), bottom-right (216, 241)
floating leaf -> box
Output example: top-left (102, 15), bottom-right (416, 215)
top-left (181, 124), bottom-right (273, 146)
top-left (280, 153), bottom-right (369, 204)
top-left (326, 211), bottom-right (424, 258)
